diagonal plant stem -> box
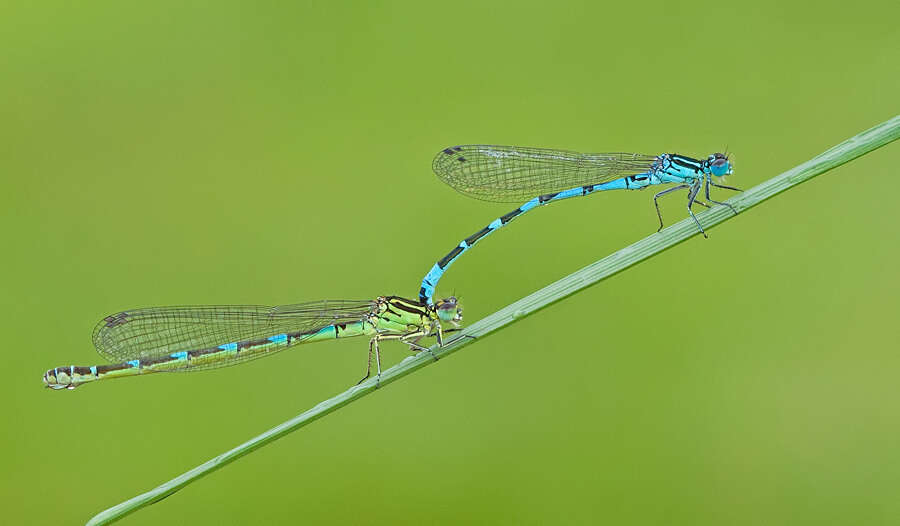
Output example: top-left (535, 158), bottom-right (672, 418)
top-left (87, 115), bottom-right (900, 525)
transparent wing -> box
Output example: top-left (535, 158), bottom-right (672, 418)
top-left (92, 300), bottom-right (377, 368)
top-left (434, 145), bottom-right (657, 203)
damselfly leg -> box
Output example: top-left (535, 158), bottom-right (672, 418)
top-left (685, 180), bottom-right (708, 238)
top-left (705, 175), bottom-right (742, 214)
top-left (654, 184), bottom-right (691, 232)
top-left (357, 329), bottom-right (440, 386)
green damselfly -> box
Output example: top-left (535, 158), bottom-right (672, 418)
top-left (43, 295), bottom-right (462, 389)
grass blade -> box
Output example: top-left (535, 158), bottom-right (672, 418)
top-left (87, 115), bottom-right (900, 525)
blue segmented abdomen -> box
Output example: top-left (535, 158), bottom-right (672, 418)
top-left (418, 174), bottom-right (654, 303)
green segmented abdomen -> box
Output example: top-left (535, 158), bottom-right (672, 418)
top-left (42, 300), bottom-right (383, 390)
top-left (42, 320), bottom-right (377, 389)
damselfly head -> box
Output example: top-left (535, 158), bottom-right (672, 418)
top-left (434, 296), bottom-right (463, 324)
top-left (708, 152), bottom-right (733, 177)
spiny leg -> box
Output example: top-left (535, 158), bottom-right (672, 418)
top-left (433, 320), bottom-right (445, 346)
top-left (686, 181), bottom-right (707, 238)
top-left (402, 329), bottom-right (439, 362)
top-left (705, 176), bottom-right (741, 215)
top-left (356, 325), bottom-right (468, 385)
top-left (357, 337), bottom-right (380, 385)
top-left (355, 316), bottom-right (385, 385)
top-left (710, 179), bottom-right (742, 192)
top-left (405, 327), bottom-right (473, 359)
top-left (653, 184), bottom-right (691, 232)
top-left (421, 327), bottom-right (471, 346)
top-left (375, 338), bottom-right (383, 384)
top-left (359, 331), bottom-right (438, 386)
top-left (426, 319), bottom-right (448, 361)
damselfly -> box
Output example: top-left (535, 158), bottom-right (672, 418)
top-left (419, 145), bottom-right (740, 303)
top-left (43, 296), bottom-right (462, 389)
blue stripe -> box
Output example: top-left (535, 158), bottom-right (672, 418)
top-left (420, 263), bottom-right (444, 303)
top-left (218, 342), bottom-right (238, 351)
top-left (519, 198), bottom-right (539, 212)
top-left (127, 359), bottom-right (140, 368)
top-left (424, 263), bottom-right (442, 286)
top-left (170, 351), bottom-right (188, 360)
top-left (311, 325), bottom-right (338, 339)
top-left (551, 187), bottom-right (583, 200)
top-left (268, 333), bottom-right (288, 344)
top-left (90, 366), bottom-right (97, 375)
top-left (419, 173), bottom-right (654, 303)
top-left (596, 178), bottom-right (628, 190)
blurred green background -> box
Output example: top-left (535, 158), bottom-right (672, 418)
top-left (2, 1), bottom-right (898, 524)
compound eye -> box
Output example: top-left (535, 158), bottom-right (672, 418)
top-left (709, 156), bottom-right (731, 176)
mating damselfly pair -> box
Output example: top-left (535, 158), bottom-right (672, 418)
top-left (43, 144), bottom-right (738, 390)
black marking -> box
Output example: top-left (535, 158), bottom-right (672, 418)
top-left (383, 305), bottom-right (401, 319)
top-left (457, 157), bottom-right (466, 163)
top-left (72, 366), bottom-right (93, 376)
top-left (442, 148), bottom-right (454, 155)
top-left (389, 300), bottom-right (429, 316)
top-left (287, 324), bottom-right (336, 343)
top-left (453, 146), bottom-right (462, 151)
top-left (189, 347), bottom-right (219, 358)
top-left (438, 245), bottom-right (465, 268)
top-left (104, 313), bottom-right (130, 328)
top-left (96, 362), bottom-right (136, 374)
top-left (582, 185), bottom-right (594, 195)
top-left (238, 338), bottom-right (269, 351)
top-left (538, 192), bottom-right (560, 204)
top-left (140, 355), bottom-right (177, 367)
top-left (672, 153), bottom-right (700, 163)
top-left (671, 155), bottom-right (702, 172)
top-left (465, 226), bottom-right (493, 245)
top-left (500, 208), bottom-right (524, 224)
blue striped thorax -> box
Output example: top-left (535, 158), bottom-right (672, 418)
top-left (651, 152), bottom-right (732, 183)
top-left (652, 154), bottom-right (703, 183)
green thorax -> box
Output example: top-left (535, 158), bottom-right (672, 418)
top-left (369, 296), bottom-right (438, 333)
